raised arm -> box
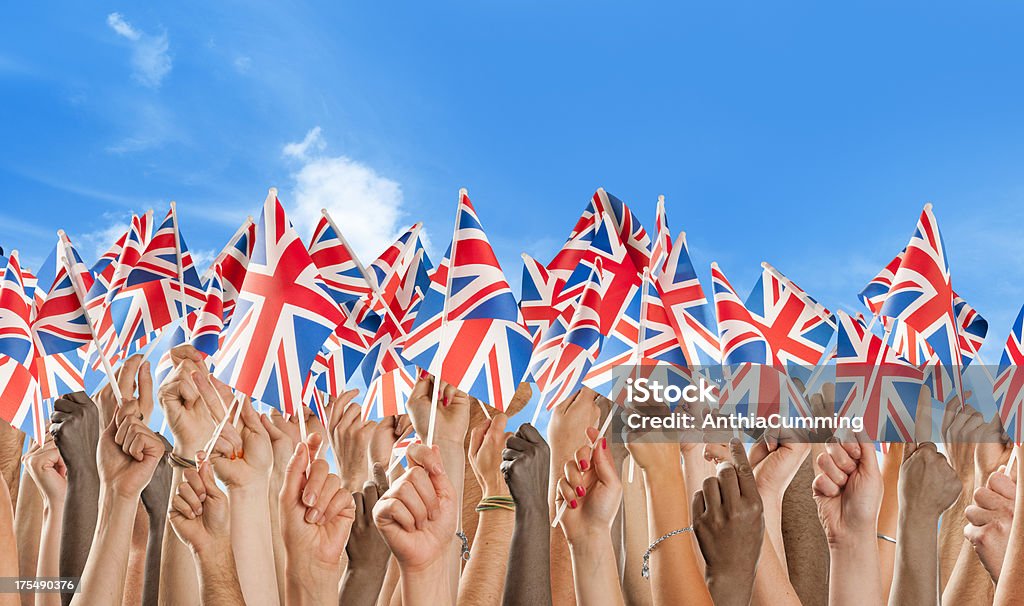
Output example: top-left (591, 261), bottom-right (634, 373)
top-left (23, 436), bottom-right (68, 606)
top-left (167, 453), bottom-right (245, 606)
top-left (555, 426), bottom-right (625, 606)
top-left (340, 464), bottom-right (392, 606)
top-left (500, 423), bottom-right (552, 606)
top-left (888, 442), bottom-right (960, 606)
top-left (373, 443), bottom-right (459, 606)
top-left (280, 432), bottom-right (356, 606)
top-left (458, 412), bottom-right (514, 606)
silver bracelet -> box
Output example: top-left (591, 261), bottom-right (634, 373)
top-left (877, 533), bottom-right (896, 544)
top-left (457, 530), bottom-right (470, 561)
top-left (642, 527), bottom-right (692, 579)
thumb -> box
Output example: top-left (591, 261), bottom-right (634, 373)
top-left (198, 455), bottom-right (225, 501)
top-left (903, 441), bottom-right (918, 463)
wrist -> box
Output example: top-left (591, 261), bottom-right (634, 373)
top-left (567, 527), bottom-right (613, 553)
top-left (482, 485), bottom-right (511, 498)
top-left (226, 478), bottom-right (270, 501)
top-left (193, 536), bottom-right (233, 560)
top-left (172, 441), bottom-right (204, 458)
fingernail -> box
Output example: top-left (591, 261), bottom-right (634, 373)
top-left (196, 505), bottom-right (203, 515)
top-left (304, 492), bottom-right (316, 506)
top-left (576, 486), bottom-right (585, 497)
top-left (601, 438), bottom-right (607, 450)
top-left (579, 458), bottom-right (590, 471)
top-left (188, 511), bottom-right (196, 519)
top-left (306, 508), bottom-right (320, 523)
top-left (199, 493), bottom-right (207, 502)
top-left (229, 453), bottom-right (236, 460)
top-left (570, 499), bottom-right (578, 509)
top-left (237, 450), bottom-right (244, 459)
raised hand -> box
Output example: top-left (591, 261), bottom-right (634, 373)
top-left (209, 399), bottom-right (274, 489)
top-left (369, 414), bottom-right (412, 469)
top-left (24, 435), bottom-right (67, 506)
top-left (340, 464), bottom-right (392, 606)
top-left (554, 426), bottom-right (620, 541)
top-left (965, 466), bottom-right (1016, 581)
top-left (169, 454), bottom-right (231, 554)
top-left (692, 439), bottom-right (765, 606)
top-left (469, 412), bottom-right (509, 498)
top-left (95, 354), bottom-right (151, 426)
top-left (900, 442), bottom-right (961, 517)
top-left (99, 397), bottom-right (167, 499)
top-left (812, 433), bottom-right (882, 544)
top-left (406, 373), bottom-right (471, 446)
top-left (49, 392), bottom-right (100, 479)
top-left (501, 424), bottom-right (550, 515)
top-left (373, 442), bottom-right (457, 566)
top-left (157, 345), bottom-right (228, 458)
top-left (280, 433), bottom-right (356, 597)
top-left (499, 424), bottom-right (552, 606)
top-left (326, 389), bottom-right (375, 491)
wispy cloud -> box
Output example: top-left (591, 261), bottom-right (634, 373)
top-left (106, 12), bottom-right (172, 88)
top-left (233, 55), bottom-right (252, 74)
top-left (282, 127), bottom-right (413, 261)
top-left (74, 212), bottom-right (134, 262)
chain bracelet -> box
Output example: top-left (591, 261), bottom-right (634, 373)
top-left (642, 527), bottom-right (693, 579)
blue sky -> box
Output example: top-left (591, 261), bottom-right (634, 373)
top-left (3, 1), bottom-right (1024, 363)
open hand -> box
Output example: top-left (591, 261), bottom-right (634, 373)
top-left (168, 453), bottom-right (231, 555)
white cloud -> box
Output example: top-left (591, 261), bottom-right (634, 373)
top-left (282, 127), bottom-right (413, 262)
top-left (188, 248), bottom-right (217, 276)
top-left (282, 126), bottom-right (326, 160)
top-left (106, 12), bottom-right (172, 88)
top-left (75, 214), bottom-right (134, 262)
top-left (233, 55), bottom-right (252, 73)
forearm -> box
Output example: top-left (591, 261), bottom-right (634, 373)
top-left (828, 537), bottom-right (884, 606)
top-left (377, 558), bottom-right (401, 606)
top-left (285, 566), bottom-right (341, 606)
top-left (994, 450), bottom-right (1024, 606)
top-left (503, 506), bottom-right (552, 606)
top-left (548, 457), bottom-right (576, 606)
top-left (16, 473), bottom-right (43, 592)
top-left (680, 450), bottom-right (715, 574)
top-left (877, 445), bottom-right (901, 599)
top-left (941, 539), bottom-right (994, 606)
top-left (458, 509), bottom-right (513, 606)
top-left (643, 466), bottom-right (710, 606)
top-left (143, 510), bottom-right (166, 606)
top-left (227, 485), bottom-right (279, 606)
top-left (399, 561), bottom-right (455, 606)
top-left (59, 473), bottom-right (99, 605)
top-left (71, 489), bottom-right (139, 606)
top-left (195, 546), bottom-right (246, 606)
top-left (341, 563), bottom-right (390, 606)
top-left (436, 440), bottom-right (465, 599)
top-left (269, 475), bottom-right (288, 606)
top-left (159, 467), bottom-right (200, 606)
top-left (889, 513), bottom-right (941, 606)
top-left (620, 471), bottom-right (653, 606)
top-left (0, 478), bottom-right (19, 606)
top-left (751, 507), bottom-right (800, 606)
top-left (938, 481), bottom-right (970, 590)
top-left (567, 534), bottom-right (625, 606)
top-left (34, 501), bottom-right (65, 606)
top-left (780, 458), bottom-right (828, 606)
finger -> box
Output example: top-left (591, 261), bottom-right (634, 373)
top-left (379, 497), bottom-right (417, 533)
top-left (171, 495), bottom-right (196, 519)
top-left (728, 439), bottom-right (758, 497)
top-left (353, 491), bottom-right (366, 522)
top-left (853, 431), bottom-right (880, 473)
top-left (586, 426), bottom-right (617, 486)
top-left (302, 460), bottom-right (330, 508)
top-left (563, 460), bottom-right (585, 499)
top-left (177, 481), bottom-right (203, 513)
top-left (988, 471), bottom-right (1017, 500)
top-left (281, 441), bottom-right (311, 506)
top-left (817, 451), bottom-right (850, 488)
top-left (308, 474), bottom-right (340, 524)
top-left (405, 467), bottom-right (440, 517)
top-left (812, 471), bottom-right (841, 498)
top-left (516, 423), bottom-right (545, 445)
top-left (469, 423), bottom-right (487, 458)
top-left (137, 361), bottom-right (153, 414)
top-left (716, 462), bottom-right (741, 509)
top-left (556, 477), bottom-right (577, 510)
top-left (322, 489), bottom-right (355, 523)
top-left (825, 440), bottom-right (857, 474)
top-left (118, 354), bottom-right (144, 400)
top-left (371, 462), bottom-right (389, 494)
top-left (183, 467), bottom-right (207, 502)
top-left (972, 486), bottom-right (1007, 511)
top-left (691, 489), bottom-right (706, 519)
top-left (964, 504), bottom-right (998, 526)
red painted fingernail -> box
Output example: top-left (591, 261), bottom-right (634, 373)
top-left (570, 499), bottom-right (578, 509)
top-left (579, 458), bottom-right (590, 471)
top-left (601, 438), bottom-right (607, 450)
top-left (576, 485), bottom-right (585, 497)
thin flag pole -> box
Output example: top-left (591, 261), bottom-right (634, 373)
top-left (427, 189), bottom-right (466, 447)
top-left (58, 231), bottom-right (123, 406)
top-left (170, 202), bottom-right (190, 340)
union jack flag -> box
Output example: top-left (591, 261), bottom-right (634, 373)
top-left (717, 362), bottom-right (808, 420)
top-left (213, 191), bottom-right (343, 414)
top-left (399, 190), bottom-right (532, 410)
top-left (858, 252), bottom-right (902, 317)
top-left (35, 348), bottom-right (86, 401)
top-left (746, 264), bottom-right (835, 369)
top-left (834, 311), bottom-right (925, 442)
top-left (995, 304), bottom-right (1024, 443)
top-left (309, 212), bottom-right (375, 308)
top-left (0, 354), bottom-right (36, 427)
top-left (107, 206), bottom-right (206, 351)
top-left (362, 367), bottom-right (415, 420)
top-left (89, 213), bottom-right (152, 366)
top-left (364, 224), bottom-right (423, 317)
top-left (529, 261), bottom-right (604, 411)
top-left (190, 268), bottom-right (225, 357)
top-left (953, 294), bottom-right (987, 365)
top-left (519, 253), bottom-right (563, 347)
top-left (711, 263), bottom-right (770, 365)
top-left (650, 195), bottom-right (671, 279)
top-left (0, 252), bottom-right (35, 365)
top-left (205, 217), bottom-right (256, 322)
top-left (32, 234), bottom-right (95, 356)
top-left (656, 231), bottom-right (720, 366)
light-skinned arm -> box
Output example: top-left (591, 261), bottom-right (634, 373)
top-left (0, 461), bottom-right (19, 606)
top-left (24, 436), bottom-right (68, 606)
top-left (555, 426), bottom-right (625, 606)
top-left (208, 393), bottom-right (278, 606)
top-left (994, 445), bottom-right (1024, 605)
top-left (458, 413), bottom-right (513, 606)
top-left (812, 432), bottom-right (885, 606)
top-left (373, 443), bottom-right (459, 606)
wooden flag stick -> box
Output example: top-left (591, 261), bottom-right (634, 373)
top-left (58, 231), bottom-right (123, 407)
top-left (201, 392), bottom-right (244, 462)
top-left (169, 201), bottom-right (190, 340)
top-left (385, 424), bottom-right (416, 475)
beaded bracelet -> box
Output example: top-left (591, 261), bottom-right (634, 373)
top-left (642, 527), bottom-right (692, 579)
top-left (476, 495), bottom-right (516, 513)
